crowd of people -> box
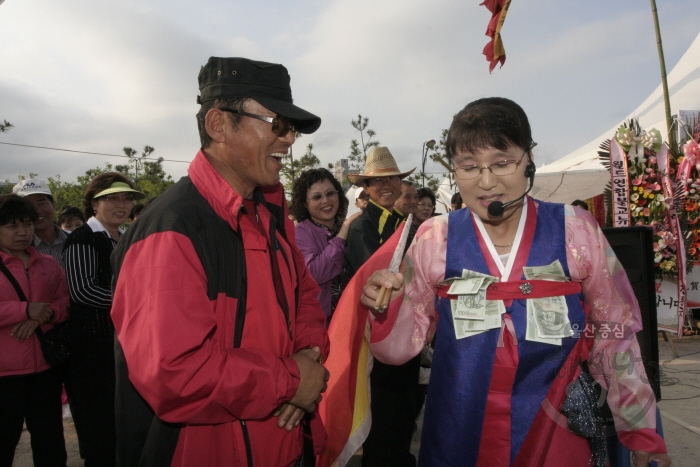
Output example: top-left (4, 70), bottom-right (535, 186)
top-left (0, 56), bottom-right (670, 467)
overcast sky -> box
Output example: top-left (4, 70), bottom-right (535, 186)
top-left (1, 0), bottom-right (699, 185)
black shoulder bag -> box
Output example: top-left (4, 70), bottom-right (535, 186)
top-left (0, 261), bottom-right (70, 367)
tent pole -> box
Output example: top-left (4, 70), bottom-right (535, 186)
top-left (650, 0), bottom-right (676, 151)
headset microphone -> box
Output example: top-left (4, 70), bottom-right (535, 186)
top-left (487, 162), bottom-right (536, 217)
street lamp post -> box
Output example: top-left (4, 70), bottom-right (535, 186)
top-left (422, 139), bottom-right (436, 187)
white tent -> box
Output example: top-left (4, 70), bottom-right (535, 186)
top-left (531, 31), bottom-right (700, 203)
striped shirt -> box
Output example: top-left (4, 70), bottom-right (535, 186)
top-left (33, 224), bottom-right (68, 269)
top-left (62, 217), bottom-right (120, 309)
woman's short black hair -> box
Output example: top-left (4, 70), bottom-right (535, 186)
top-left (446, 97), bottom-right (533, 162)
top-left (289, 168), bottom-right (348, 227)
top-left (129, 204), bottom-right (146, 221)
top-left (58, 205), bottom-right (86, 225)
top-left (571, 199), bottom-right (589, 211)
top-left (417, 187), bottom-right (436, 213)
top-left (0, 194), bottom-right (39, 226)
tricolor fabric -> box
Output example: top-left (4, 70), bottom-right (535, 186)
top-left (481, 0), bottom-right (512, 72)
top-left (316, 222), bottom-right (406, 467)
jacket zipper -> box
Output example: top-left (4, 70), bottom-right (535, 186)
top-left (25, 267), bottom-right (38, 371)
top-left (240, 420), bottom-right (254, 467)
top-left (255, 203), bottom-right (293, 340)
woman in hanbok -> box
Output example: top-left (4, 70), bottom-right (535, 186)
top-left (361, 97), bottom-right (670, 467)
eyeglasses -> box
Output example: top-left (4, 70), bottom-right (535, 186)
top-left (366, 176), bottom-right (400, 185)
top-left (99, 194), bottom-right (134, 203)
top-left (220, 108), bottom-right (295, 137)
top-left (308, 190), bottom-right (338, 202)
top-left (452, 150), bottom-right (529, 180)
top-left (417, 203), bottom-right (434, 209)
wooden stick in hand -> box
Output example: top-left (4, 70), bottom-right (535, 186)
top-left (374, 285), bottom-right (392, 313)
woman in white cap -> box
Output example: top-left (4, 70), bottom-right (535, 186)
top-left (62, 172), bottom-right (144, 467)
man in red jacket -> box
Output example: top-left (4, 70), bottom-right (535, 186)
top-left (111, 57), bottom-right (329, 467)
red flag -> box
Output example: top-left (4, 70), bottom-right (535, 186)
top-left (316, 223), bottom-right (406, 467)
top-left (481, 0), bottom-right (512, 72)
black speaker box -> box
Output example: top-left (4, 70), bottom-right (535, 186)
top-left (602, 226), bottom-right (661, 400)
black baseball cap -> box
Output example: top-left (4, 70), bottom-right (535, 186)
top-left (197, 57), bottom-right (321, 134)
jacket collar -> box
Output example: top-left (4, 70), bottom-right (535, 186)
top-left (87, 216), bottom-right (124, 240)
top-left (188, 150), bottom-right (286, 232)
top-left (0, 245), bottom-right (42, 267)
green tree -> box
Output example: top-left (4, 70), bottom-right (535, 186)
top-left (117, 146), bottom-right (155, 183)
top-left (348, 114), bottom-right (380, 171)
top-left (407, 129), bottom-right (452, 192)
top-left (280, 142), bottom-right (320, 192)
top-left (7, 145), bottom-right (174, 212)
top-left (137, 158), bottom-right (175, 199)
top-left (48, 165), bottom-right (115, 210)
top-left (115, 146), bottom-right (174, 199)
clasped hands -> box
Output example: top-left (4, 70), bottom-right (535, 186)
top-left (274, 346), bottom-right (329, 432)
top-left (10, 302), bottom-right (53, 341)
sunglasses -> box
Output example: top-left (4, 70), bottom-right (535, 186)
top-left (220, 108), bottom-right (296, 137)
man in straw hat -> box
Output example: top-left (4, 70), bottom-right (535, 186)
top-left (345, 147), bottom-right (419, 466)
top-left (111, 57), bottom-right (329, 466)
top-left (346, 147), bottom-right (414, 275)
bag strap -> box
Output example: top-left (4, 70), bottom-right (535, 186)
top-left (0, 260), bottom-right (45, 338)
top-left (0, 261), bottom-right (28, 301)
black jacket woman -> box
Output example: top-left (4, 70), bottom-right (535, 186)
top-left (62, 173), bottom-right (144, 467)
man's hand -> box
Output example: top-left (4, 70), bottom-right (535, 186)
top-left (632, 450), bottom-right (671, 467)
top-left (11, 320), bottom-right (40, 341)
top-left (27, 302), bottom-right (53, 325)
top-left (360, 269), bottom-right (404, 312)
top-left (273, 403), bottom-right (306, 431)
top-left (288, 347), bottom-right (329, 414)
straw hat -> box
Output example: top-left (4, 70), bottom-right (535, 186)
top-left (347, 147), bottom-right (415, 186)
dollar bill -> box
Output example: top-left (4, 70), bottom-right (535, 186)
top-left (452, 299), bottom-right (503, 339)
top-left (522, 260), bottom-right (567, 281)
top-left (444, 269), bottom-right (502, 339)
top-left (531, 297), bottom-right (571, 339)
top-left (454, 289), bottom-right (486, 319)
top-left (523, 260), bottom-right (570, 344)
top-left (449, 277), bottom-right (487, 296)
top-left (525, 299), bottom-right (562, 345)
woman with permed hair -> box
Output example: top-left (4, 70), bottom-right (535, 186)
top-left (290, 168), bottom-right (361, 326)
